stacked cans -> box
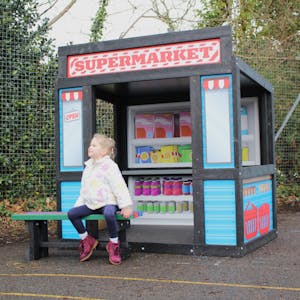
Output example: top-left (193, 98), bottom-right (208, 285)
top-left (137, 200), bottom-right (193, 214)
top-left (134, 177), bottom-right (161, 196)
top-left (162, 177), bottom-right (193, 195)
top-left (134, 177), bottom-right (193, 214)
top-left (134, 177), bottom-right (193, 196)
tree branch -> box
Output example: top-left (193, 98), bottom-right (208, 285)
top-left (39, 0), bottom-right (59, 17)
top-left (47, 0), bottom-right (78, 28)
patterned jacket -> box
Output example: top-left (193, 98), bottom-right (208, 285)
top-left (74, 155), bottom-right (133, 210)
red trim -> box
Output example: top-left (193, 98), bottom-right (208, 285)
top-left (61, 90), bottom-right (83, 101)
top-left (203, 77), bottom-right (230, 90)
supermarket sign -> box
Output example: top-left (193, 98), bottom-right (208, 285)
top-left (67, 39), bottom-right (221, 78)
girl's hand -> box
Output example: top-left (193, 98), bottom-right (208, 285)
top-left (120, 206), bottom-right (133, 218)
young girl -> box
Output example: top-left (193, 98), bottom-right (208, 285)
top-left (68, 134), bottom-right (133, 265)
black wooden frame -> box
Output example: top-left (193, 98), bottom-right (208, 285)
top-left (55, 25), bottom-right (276, 257)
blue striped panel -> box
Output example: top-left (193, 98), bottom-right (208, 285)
top-left (61, 181), bottom-right (83, 239)
top-left (204, 180), bottom-right (237, 245)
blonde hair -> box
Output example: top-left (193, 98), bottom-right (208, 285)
top-left (93, 133), bottom-right (116, 159)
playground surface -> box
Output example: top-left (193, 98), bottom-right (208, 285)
top-left (0, 211), bottom-right (299, 300)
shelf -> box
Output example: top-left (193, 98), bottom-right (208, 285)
top-left (135, 213), bottom-right (193, 219)
top-left (127, 102), bottom-right (193, 226)
top-left (242, 161), bottom-right (257, 166)
top-left (133, 195), bottom-right (193, 201)
top-left (133, 137), bottom-right (191, 146)
top-left (240, 97), bottom-right (261, 166)
top-left (122, 169), bottom-right (193, 176)
top-left (127, 101), bottom-right (192, 170)
top-left (129, 162), bottom-right (192, 169)
top-left (131, 212), bottom-right (193, 226)
top-left (241, 134), bottom-right (254, 142)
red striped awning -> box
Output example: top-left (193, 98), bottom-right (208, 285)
top-left (203, 77), bottom-right (230, 90)
top-left (61, 90), bottom-right (83, 101)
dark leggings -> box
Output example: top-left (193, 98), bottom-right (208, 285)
top-left (67, 205), bottom-right (119, 238)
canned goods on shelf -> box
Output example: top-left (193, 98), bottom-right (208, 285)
top-left (167, 201), bottom-right (175, 213)
top-left (137, 201), bottom-right (144, 212)
top-left (163, 179), bottom-right (173, 195)
top-left (134, 179), bottom-right (143, 196)
top-left (182, 200), bottom-right (189, 212)
top-left (146, 201), bottom-right (154, 213)
top-left (159, 202), bottom-right (167, 213)
top-left (189, 201), bottom-right (193, 212)
top-left (142, 179), bottom-right (151, 195)
top-left (175, 201), bottom-right (183, 213)
top-left (151, 179), bottom-right (161, 196)
top-left (172, 179), bottom-right (183, 195)
top-left (153, 201), bottom-right (160, 213)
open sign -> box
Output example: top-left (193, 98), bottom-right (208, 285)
top-left (64, 110), bottom-right (80, 122)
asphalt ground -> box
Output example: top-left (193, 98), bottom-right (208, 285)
top-left (0, 211), bottom-right (299, 300)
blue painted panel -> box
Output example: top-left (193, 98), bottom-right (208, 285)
top-left (61, 181), bottom-right (83, 239)
top-left (204, 180), bottom-right (237, 245)
top-left (243, 178), bottom-right (273, 243)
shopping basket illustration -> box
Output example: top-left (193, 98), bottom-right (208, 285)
top-left (244, 201), bottom-right (258, 240)
top-left (258, 203), bottom-right (270, 235)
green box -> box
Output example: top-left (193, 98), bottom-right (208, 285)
top-left (178, 145), bottom-right (192, 162)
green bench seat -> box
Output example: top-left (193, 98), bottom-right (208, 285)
top-left (11, 211), bottom-right (137, 221)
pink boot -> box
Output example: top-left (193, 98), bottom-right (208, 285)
top-left (79, 235), bottom-right (98, 262)
top-left (106, 241), bottom-right (121, 265)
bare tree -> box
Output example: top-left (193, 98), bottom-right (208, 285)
top-left (38, 0), bottom-right (78, 28)
top-left (118, 0), bottom-right (198, 39)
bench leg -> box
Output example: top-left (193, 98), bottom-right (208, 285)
top-left (26, 220), bottom-right (49, 260)
top-left (86, 220), bottom-right (99, 239)
top-left (118, 220), bottom-right (131, 260)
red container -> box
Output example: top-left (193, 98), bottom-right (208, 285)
top-left (258, 203), bottom-right (270, 235)
top-left (163, 179), bottom-right (173, 195)
top-left (244, 202), bottom-right (258, 240)
top-left (172, 180), bottom-right (182, 195)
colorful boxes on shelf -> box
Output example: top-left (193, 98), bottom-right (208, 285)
top-left (179, 111), bottom-right (192, 137)
top-left (135, 111), bottom-right (191, 139)
top-left (160, 145), bottom-right (179, 163)
top-left (136, 145), bottom-right (180, 164)
top-left (135, 113), bottom-right (175, 139)
top-left (136, 144), bottom-right (193, 164)
top-left (135, 146), bottom-right (154, 163)
top-left (135, 114), bottom-right (155, 138)
top-left (154, 113), bottom-right (174, 138)
top-left (178, 145), bottom-right (192, 162)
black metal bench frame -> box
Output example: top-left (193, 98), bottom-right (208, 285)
top-left (11, 212), bottom-right (136, 261)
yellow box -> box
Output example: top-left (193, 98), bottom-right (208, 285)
top-left (242, 146), bottom-right (249, 162)
top-left (150, 149), bottom-right (162, 163)
top-left (160, 145), bottom-right (179, 163)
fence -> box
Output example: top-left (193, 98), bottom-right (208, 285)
top-left (236, 40), bottom-right (299, 193)
top-left (0, 6), bottom-right (299, 205)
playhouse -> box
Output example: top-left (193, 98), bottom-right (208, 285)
top-left (55, 25), bottom-right (277, 256)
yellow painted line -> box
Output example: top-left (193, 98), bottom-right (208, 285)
top-left (0, 292), bottom-right (105, 300)
top-left (0, 273), bottom-right (299, 293)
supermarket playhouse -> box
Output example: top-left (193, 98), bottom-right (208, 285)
top-left (55, 25), bottom-right (277, 257)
